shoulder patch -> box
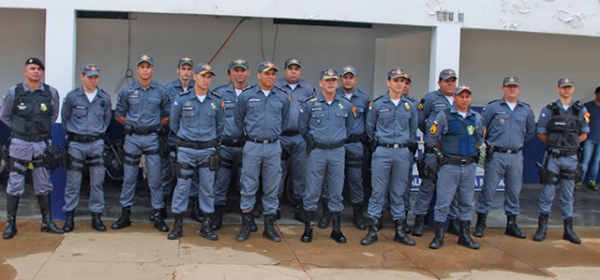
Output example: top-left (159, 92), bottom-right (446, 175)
top-left (210, 91), bottom-right (221, 98)
top-left (417, 98), bottom-right (425, 110)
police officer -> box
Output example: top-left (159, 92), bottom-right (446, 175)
top-left (401, 72), bottom-right (417, 234)
top-left (298, 68), bottom-right (355, 243)
top-left (534, 77), bottom-right (589, 244)
top-left (163, 57), bottom-right (200, 223)
top-left (413, 69), bottom-right (461, 237)
top-left (212, 59), bottom-right (251, 231)
top-left (1, 57), bottom-right (63, 239)
top-left (473, 76), bottom-right (535, 239)
top-left (427, 84), bottom-right (484, 250)
top-left (61, 64), bottom-right (112, 232)
top-left (274, 58), bottom-right (315, 222)
top-left (361, 69), bottom-right (417, 246)
top-left (112, 54), bottom-right (171, 232)
top-left (167, 63), bottom-right (223, 240)
top-left (234, 61), bottom-right (290, 242)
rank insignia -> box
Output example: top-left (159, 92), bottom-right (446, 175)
top-left (184, 101), bottom-right (191, 106)
top-left (417, 103), bottom-right (424, 110)
top-left (499, 118), bottom-right (505, 125)
top-left (316, 119), bottom-right (322, 124)
top-left (429, 121), bottom-right (437, 135)
top-left (211, 103), bottom-right (216, 110)
top-left (40, 103), bottom-right (48, 112)
top-left (467, 125), bottom-right (475, 135)
top-left (338, 103), bottom-right (344, 110)
top-left (404, 102), bottom-right (410, 111)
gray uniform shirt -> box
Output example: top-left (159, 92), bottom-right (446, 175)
top-left (275, 79), bottom-right (315, 132)
top-left (61, 87), bottom-right (112, 136)
top-left (482, 98), bottom-right (536, 150)
top-left (366, 93), bottom-right (418, 144)
top-left (114, 80), bottom-right (171, 128)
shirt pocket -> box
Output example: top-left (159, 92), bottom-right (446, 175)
top-left (147, 97), bottom-right (162, 114)
top-left (181, 111), bottom-right (198, 127)
top-left (311, 111), bottom-right (327, 127)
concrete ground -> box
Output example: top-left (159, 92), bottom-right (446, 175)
top-left (2, 175), bottom-right (600, 279)
top-left (1, 222), bottom-right (600, 280)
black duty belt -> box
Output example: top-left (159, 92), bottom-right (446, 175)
top-left (178, 139), bottom-right (217, 150)
top-left (221, 138), bottom-right (243, 147)
top-left (443, 155), bottom-right (478, 166)
top-left (378, 143), bottom-right (411, 149)
top-left (314, 141), bottom-right (345, 150)
top-left (67, 133), bottom-right (104, 143)
top-left (11, 132), bottom-right (50, 142)
top-left (548, 148), bottom-right (578, 158)
top-left (495, 147), bottom-right (522, 154)
top-left (128, 126), bottom-right (159, 135)
top-left (281, 130), bottom-right (300, 137)
top-left (247, 137), bottom-right (278, 144)
top-left (424, 145), bottom-right (436, 154)
top-left (345, 134), bottom-right (361, 144)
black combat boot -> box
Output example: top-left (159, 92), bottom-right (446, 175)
top-left (457, 220), bottom-right (480, 249)
top-left (361, 218), bottom-right (379, 245)
top-left (394, 219), bottom-right (416, 246)
top-left (402, 211), bottom-right (410, 234)
top-left (37, 195), bottom-right (64, 234)
top-left (473, 213), bottom-right (487, 238)
top-left (111, 207), bottom-right (132, 230)
top-left (200, 213), bottom-right (218, 241)
top-left (533, 214), bottom-right (548, 242)
top-left (189, 196), bottom-right (201, 223)
top-left (149, 197), bottom-right (169, 222)
top-left (167, 213), bottom-right (184, 240)
top-left (211, 205), bottom-right (224, 230)
top-left (294, 198), bottom-right (307, 223)
top-left (63, 210), bottom-right (75, 232)
top-left (3, 195), bottom-right (20, 239)
top-left (318, 199), bottom-right (330, 229)
top-left (91, 212), bottom-right (106, 232)
top-left (152, 209), bottom-right (169, 232)
top-left (412, 215), bottom-right (425, 236)
top-left (301, 211), bottom-right (315, 243)
top-left (236, 212), bottom-right (253, 242)
top-left (447, 219), bottom-right (460, 236)
top-left (505, 214), bottom-right (526, 239)
top-left (429, 221), bottom-right (445, 249)
top-left (263, 214), bottom-right (282, 242)
top-left (353, 203), bottom-right (366, 230)
top-left (562, 217), bottom-right (581, 244)
top-left (330, 212), bottom-right (346, 243)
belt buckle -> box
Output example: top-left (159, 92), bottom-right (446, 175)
top-left (460, 159), bottom-right (467, 166)
top-left (506, 150), bottom-right (513, 154)
top-left (393, 144), bottom-right (400, 149)
top-left (262, 140), bottom-right (269, 144)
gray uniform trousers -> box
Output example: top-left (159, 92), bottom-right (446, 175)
top-left (6, 138), bottom-right (53, 196)
top-left (539, 153), bottom-right (578, 219)
top-left (368, 147), bottom-right (412, 221)
top-left (63, 140), bottom-right (105, 213)
top-left (213, 145), bottom-right (243, 206)
top-left (171, 147), bottom-right (215, 214)
top-left (240, 141), bottom-right (282, 215)
top-left (278, 134), bottom-right (307, 199)
top-left (119, 134), bottom-right (164, 209)
top-left (434, 163), bottom-right (477, 222)
top-left (413, 153), bottom-right (460, 218)
top-left (476, 152), bottom-right (523, 215)
top-left (304, 147), bottom-right (345, 212)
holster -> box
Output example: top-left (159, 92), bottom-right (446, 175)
top-left (158, 126), bottom-right (169, 158)
top-left (103, 137), bottom-right (124, 171)
top-left (169, 150), bottom-right (177, 178)
top-left (575, 163), bottom-right (584, 182)
top-left (42, 144), bottom-right (61, 170)
top-left (61, 142), bottom-right (70, 170)
top-left (408, 142), bottom-right (418, 156)
top-left (208, 146), bottom-right (220, 171)
top-left (306, 137), bottom-right (315, 156)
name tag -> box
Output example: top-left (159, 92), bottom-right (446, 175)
top-left (434, 103), bottom-right (447, 107)
top-left (312, 107), bottom-right (325, 111)
top-left (74, 105), bottom-right (86, 110)
top-left (249, 98), bottom-right (262, 102)
top-left (182, 106), bottom-right (194, 111)
top-left (379, 108), bottom-right (392, 112)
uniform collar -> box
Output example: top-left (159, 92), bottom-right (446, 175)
top-left (316, 92), bottom-right (341, 103)
top-left (500, 98), bottom-right (522, 106)
top-left (22, 81), bottom-right (44, 92)
top-left (171, 78), bottom-right (194, 89)
top-left (185, 88), bottom-right (214, 101)
top-left (450, 103), bottom-right (475, 116)
top-left (133, 80), bottom-right (156, 90)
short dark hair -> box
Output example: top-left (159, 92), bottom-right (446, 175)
top-left (595, 86), bottom-right (600, 94)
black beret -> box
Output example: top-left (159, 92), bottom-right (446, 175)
top-left (25, 57), bottom-right (45, 70)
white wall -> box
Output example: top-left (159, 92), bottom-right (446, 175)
top-left (0, 9), bottom-right (45, 92)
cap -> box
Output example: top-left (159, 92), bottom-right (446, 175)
top-left (82, 64), bottom-right (100, 76)
top-left (558, 77), bottom-right (574, 87)
top-left (284, 58), bottom-right (301, 68)
top-left (229, 59), bottom-right (249, 70)
top-left (320, 69), bottom-right (339, 80)
top-left (257, 61), bottom-right (279, 73)
top-left (595, 86), bottom-right (600, 94)
top-left (439, 69), bottom-right (457, 80)
top-left (503, 75), bottom-right (520, 86)
top-left (388, 68), bottom-right (407, 79)
top-left (404, 72), bottom-right (412, 82)
top-left (194, 63), bottom-right (216, 76)
top-left (25, 57), bottom-right (45, 70)
top-left (137, 54), bottom-right (154, 66)
top-left (178, 57), bottom-right (194, 67)
top-left (340, 65), bottom-right (357, 76)
top-left (454, 84), bottom-right (472, 95)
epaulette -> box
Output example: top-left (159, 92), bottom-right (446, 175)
top-left (373, 95), bottom-right (384, 102)
top-left (520, 101), bottom-right (530, 107)
top-left (210, 91), bottom-right (221, 98)
top-left (179, 90), bottom-right (192, 96)
top-left (573, 100), bottom-right (583, 110)
top-left (404, 95), bottom-right (415, 102)
top-left (546, 102), bottom-right (557, 109)
top-left (212, 84), bottom-right (228, 92)
top-left (306, 97), bottom-right (318, 102)
top-left (487, 99), bottom-right (498, 105)
top-left (273, 85), bottom-right (287, 93)
top-left (242, 84), bottom-right (255, 92)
